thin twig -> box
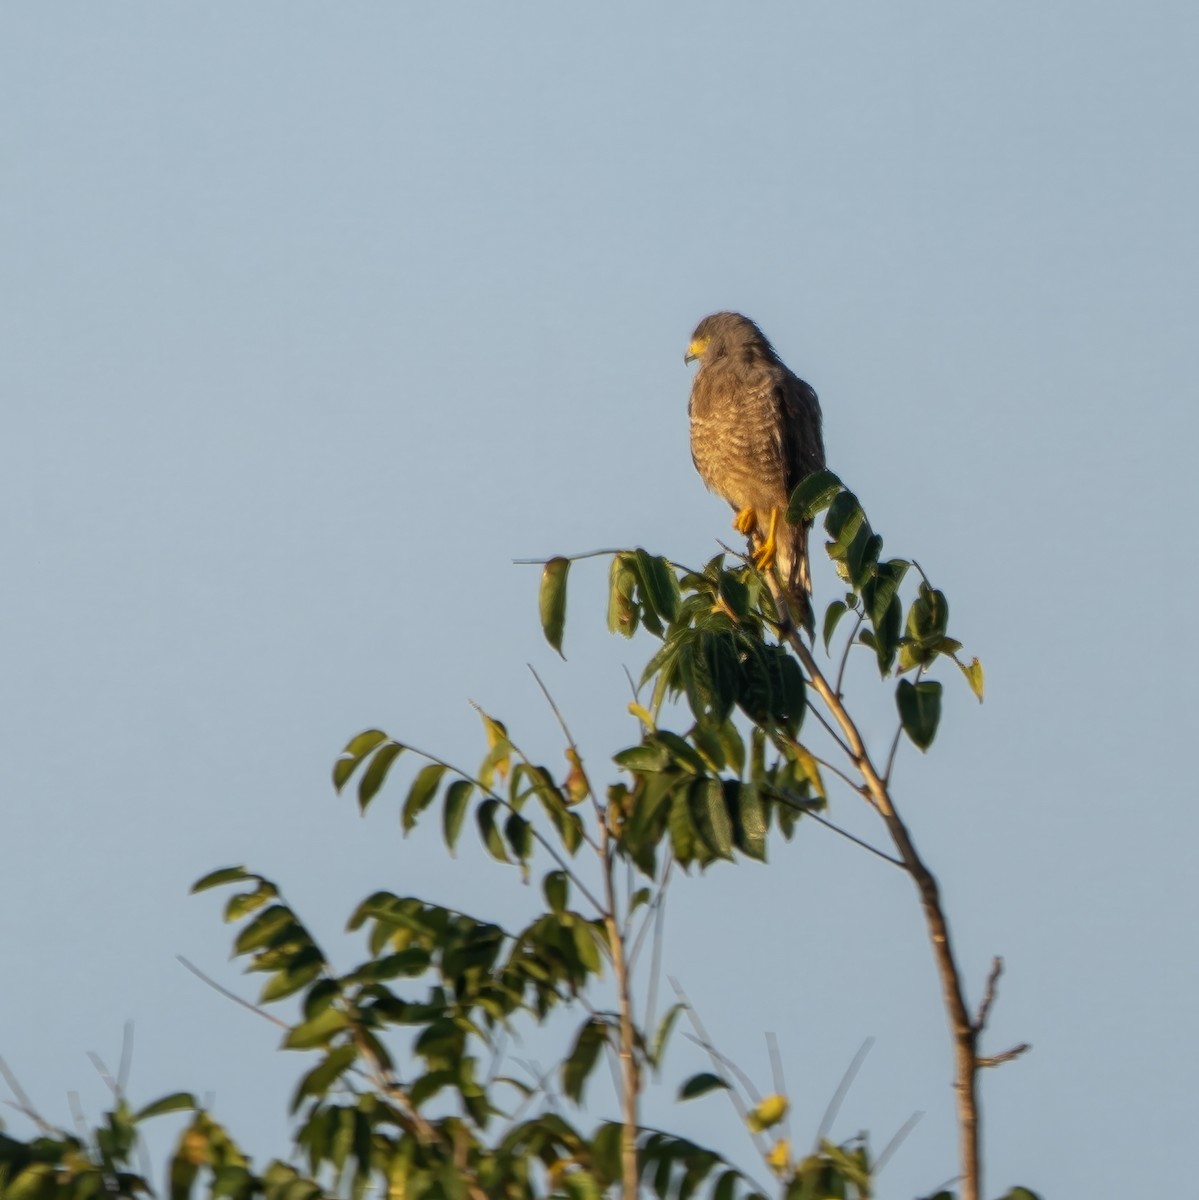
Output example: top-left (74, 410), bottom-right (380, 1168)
top-left (773, 793), bottom-right (905, 868)
top-left (87, 1053), bottom-right (118, 1099)
top-left (803, 700), bottom-right (855, 761)
top-left (805, 750), bottom-right (871, 797)
top-left (527, 665), bottom-right (602, 827)
top-left (0, 1058), bottom-right (54, 1134)
top-left (503, 1057), bottom-right (564, 1128)
top-left (834, 610), bottom-right (866, 698)
top-left (643, 857), bottom-right (672, 1034)
top-left (512, 548), bottom-right (627, 565)
top-left (883, 666), bottom-right (924, 786)
top-left (974, 957), bottom-right (1004, 1033)
top-left (176, 957), bottom-right (290, 1030)
top-left (977, 1044), bottom-right (1031, 1069)
top-left (765, 1033), bottom-right (791, 1147)
top-left (679, 1033), bottom-right (764, 1106)
top-left (67, 1091), bottom-right (89, 1145)
top-left (117, 1021), bottom-right (134, 1095)
top-left (882, 721), bottom-right (905, 788)
top-left (672, 983), bottom-right (763, 1108)
top-left (513, 549), bottom-right (698, 576)
top-left (814, 1037), bottom-right (873, 1150)
top-left (875, 1110), bottom-right (924, 1174)
top-left (622, 665), bottom-right (641, 705)
top-left (627, 852), bottom-right (673, 970)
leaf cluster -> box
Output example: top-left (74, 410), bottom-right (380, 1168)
top-left (789, 471), bottom-right (983, 750)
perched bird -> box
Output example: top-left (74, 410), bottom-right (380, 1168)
top-left (685, 311), bottom-right (825, 631)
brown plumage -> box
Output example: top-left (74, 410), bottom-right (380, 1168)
top-left (685, 311), bottom-right (825, 631)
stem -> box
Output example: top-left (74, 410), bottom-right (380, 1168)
top-left (599, 816), bottom-right (640, 1200)
top-left (768, 579), bottom-right (983, 1200)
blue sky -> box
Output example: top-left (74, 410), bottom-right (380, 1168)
top-left (2, 4), bottom-right (1196, 1197)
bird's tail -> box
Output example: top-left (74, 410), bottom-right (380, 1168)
top-left (776, 518), bottom-right (816, 640)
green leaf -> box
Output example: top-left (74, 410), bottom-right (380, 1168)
top-left (284, 1006), bottom-right (348, 1050)
top-left (259, 952), bottom-right (323, 1003)
top-left (998, 1190), bottom-right (1043, 1200)
top-left (667, 789), bottom-right (697, 864)
top-left (649, 1002), bottom-right (684, 1069)
top-left (191, 866), bottom-right (248, 894)
top-left (712, 1170), bottom-right (740, 1200)
top-left (504, 811), bottom-right (533, 861)
top-left (822, 600), bottom-right (849, 652)
top-left (539, 556), bottom-right (570, 657)
top-left (690, 778), bottom-right (733, 860)
top-left (699, 632), bottom-right (738, 724)
top-left (290, 1045), bottom-right (358, 1113)
top-left (562, 1017), bottom-right (607, 1104)
top-left (906, 582), bottom-right (949, 654)
top-left (402, 763), bottom-right (447, 832)
top-left (591, 1123), bottom-right (623, 1184)
top-left (571, 920), bottom-right (604, 974)
top-left (786, 469), bottom-right (843, 523)
top-left (134, 1092), bottom-right (197, 1121)
top-left (716, 570), bottom-right (750, 619)
top-left (223, 881), bottom-right (276, 921)
top-left (607, 553), bottom-right (640, 638)
top-left (535, 781), bottom-right (585, 855)
top-left (5, 1163), bottom-right (57, 1200)
top-left (258, 950), bottom-right (324, 1008)
top-left (634, 549), bottom-right (681, 624)
top-left (896, 679), bottom-right (943, 751)
top-left (332, 729), bottom-right (390, 792)
top-left (824, 490), bottom-right (865, 558)
top-left (872, 593), bottom-right (903, 675)
top-left (732, 782), bottom-right (767, 862)
top-left (959, 656), bottom-right (985, 701)
top-left (562, 1173), bottom-right (603, 1200)
top-left (476, 800), bottom-right (509, 863)
top-left (846, 527), bottom-right (882, 587)
top-left (442, 779), bottom-right (473, 852)
top-left (543, 870), bottom-right (568, 914)
top-left (678, 1072), bottom-right (729, 1100)
top-left (862, 558), bottom-right (909, 628)
top-left (233, 904), bottom-right (298, 954)
top-left (358, 741), bottom-right (404, 812)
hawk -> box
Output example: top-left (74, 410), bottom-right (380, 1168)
top-left (685, 311), bottom-right (825, 631)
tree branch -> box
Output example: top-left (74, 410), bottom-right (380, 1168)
top-left (764, 575), bottom-right (986, 1200)
top-left (599, 815), bottom-right (640, 1200)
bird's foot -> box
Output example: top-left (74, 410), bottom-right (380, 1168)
top-left (732, 506), bottom-right (757, 536)
top-left (751, 508), bottom-right (781, 571)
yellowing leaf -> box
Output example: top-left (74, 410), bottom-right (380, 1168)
top-left (564, 747), bottom-right (590, 804)
top-left (747, 1092), bottom-right (789, 1133)
top-left (627, 701), bottom-right (656, 730)
top-left (793, 745), bottom-right (825, 800)
top-left (960, 656), bottom-right (985, 702)
top-left (539, 556), bottom-right (570, 657)
top-left (477, 708), bottom-right (511, 786)
top-left (767, 1137), bottom-right (792, 1175)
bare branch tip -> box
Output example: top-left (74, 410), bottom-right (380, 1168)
top-left (977, 1042), bottom-right (1031, 1069)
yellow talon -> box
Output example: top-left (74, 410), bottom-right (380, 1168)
top-left (733, 506), bottom-right (757, 535)
top-left (752, 508), bottom-right (781, 571)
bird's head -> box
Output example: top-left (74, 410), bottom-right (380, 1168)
top-left (684, 311), bottom-right (768, 365)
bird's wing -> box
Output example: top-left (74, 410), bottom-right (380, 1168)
top-left (780, 370), bottom-right (825, 492)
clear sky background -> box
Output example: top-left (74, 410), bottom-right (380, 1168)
top-left (2, 4), bottom-right (1196, 1197)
